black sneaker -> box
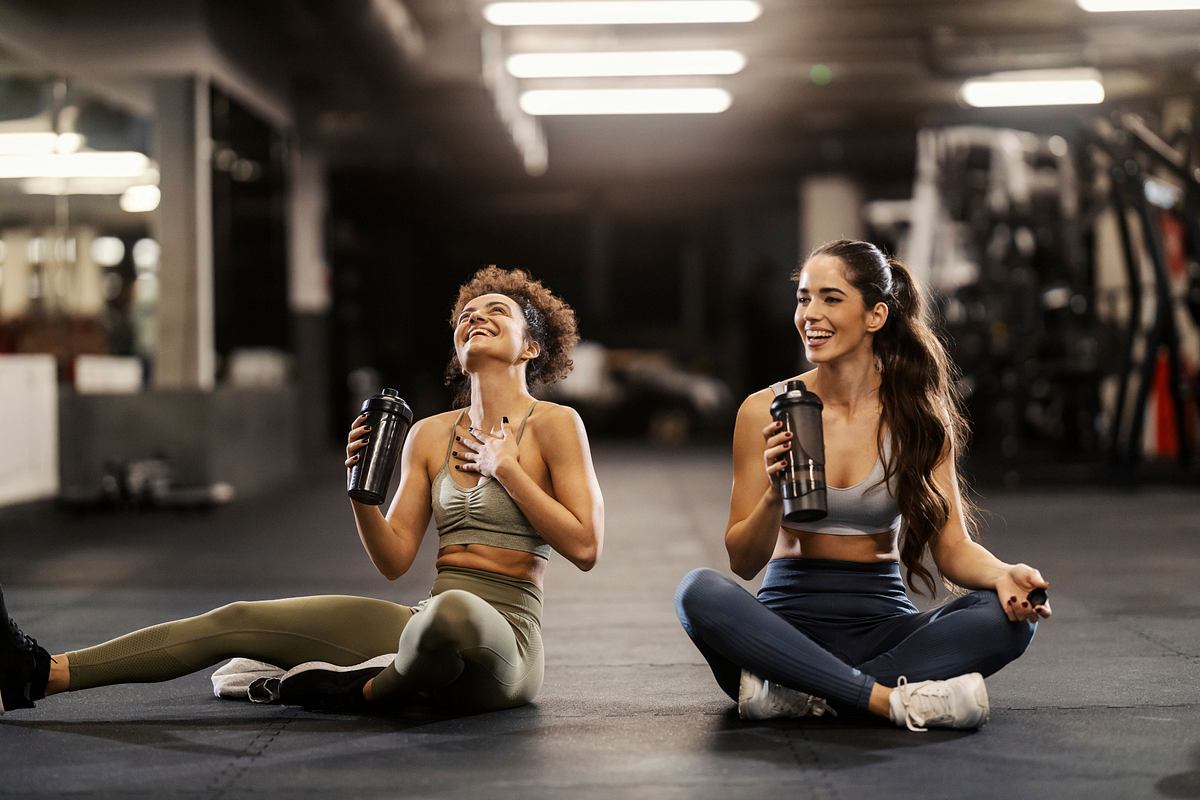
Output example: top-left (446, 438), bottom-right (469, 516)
top-left (279, 654), bottom-right (392, 710)
top-left (0, 586), bottom-right (51, 713)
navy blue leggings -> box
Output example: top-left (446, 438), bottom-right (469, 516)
top-left (675, 559), bottom-right (1036, 711)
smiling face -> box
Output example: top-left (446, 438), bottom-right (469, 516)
top-left (453, 292), bottom-right (539, 374)
top-left (794, 254), bottom-right (888, 364)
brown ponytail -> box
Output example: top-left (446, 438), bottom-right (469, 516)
top-left (795, 240), bottom-right (977, 596)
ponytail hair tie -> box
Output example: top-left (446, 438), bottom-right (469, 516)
top-left (884, 257), bottom-right (910, 304)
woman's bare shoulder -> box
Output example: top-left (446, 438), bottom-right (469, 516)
top-left (741, 372), bottom-right (818, 413)
top-left (739, 386), bottom-right (775, 418)
top-left (408, 410), bottom-right (461, 449)
top-left (527, 400), bottom-right (584, 433)
top-left (412, 408), bottom-right (461, 430)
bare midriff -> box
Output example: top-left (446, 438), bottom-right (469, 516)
top-left (771, 529), bottom-right (898, 564)
top-left (437, 544), bottom-right (547, 588)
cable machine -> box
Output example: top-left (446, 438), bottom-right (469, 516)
top-left (1088, 111), bottom-right (1200, 473)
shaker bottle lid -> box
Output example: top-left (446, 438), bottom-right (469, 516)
top-left (780, 379), bottom-right (822, 407)
top-left (362, 388), bottom-right (414, 422)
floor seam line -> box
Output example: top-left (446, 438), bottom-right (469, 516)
top-left (206, 707), bottom-right (298, 800)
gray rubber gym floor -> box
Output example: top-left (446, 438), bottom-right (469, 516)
top-left (2, 445), bottom-right (1197, 799)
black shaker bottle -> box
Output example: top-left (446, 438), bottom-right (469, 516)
top-left (770, 379), bottom-right (828, 523)
top-left (347, 388), bottom-right (413, 505)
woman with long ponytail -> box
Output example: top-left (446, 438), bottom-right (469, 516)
top-left (675, 239), bottom-right (1050, 732)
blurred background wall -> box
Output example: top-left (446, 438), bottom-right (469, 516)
top-left (1, 0), bottom-right (1197, 508)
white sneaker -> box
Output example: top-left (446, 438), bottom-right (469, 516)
top-left (737, 670), bottom-right (836, 721)
top-left (888, 672), bottom-right (989, 732)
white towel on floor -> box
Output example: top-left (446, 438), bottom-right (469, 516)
top-left (211, 658), bottom-right (285, 703)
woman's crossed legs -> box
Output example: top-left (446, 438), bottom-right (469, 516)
top-left (674, 567), bottom-right (1035, 719)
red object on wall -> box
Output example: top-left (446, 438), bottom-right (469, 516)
top-left (1150, 211), bottom-right (1196, 459)
top-left (1153, 352), bottom-right (1176, 458)
top-left (1161, 212), bottom-right (1187, 280)
top-left (1152, 351), bottom-right (1196, 459)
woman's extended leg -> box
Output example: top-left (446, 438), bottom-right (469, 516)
top-left (674, 568), bottom-right (876, 710)
top-left (855, 590), bottom-right (1036, 686)
top-left (56, 595), bottom-right (415, 693)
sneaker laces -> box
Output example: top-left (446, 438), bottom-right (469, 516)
top-left (6, 617), bottom-right (39, 654)
top-left (895, 676), bottom-right (952, 732)
top-left (789, 688), bottom-right (835, 717)
top-left (764, 681), bottom-right (836, 718)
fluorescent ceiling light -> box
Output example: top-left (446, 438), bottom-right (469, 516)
top-left (0, 152), bottom-right (150, 179)
top-left (1078, 0), bottom-right (1200, 11)
top-left (520, 87), bottom-right (732, 114)
top-left (21, 178), bottom-right (138, 195)
top-left (484, 1), bottom-right (761, 26)
top-left (0, 132), bottom-right (85, 155)
top-left (120, 184), bottom-right (161, 213)
top-left (55, 133), bottom-right (84, 154)
top-left (0, 133), bottom-right (57, 154)
top-left (960, 70), bottom-right (1105, 107)
top-left (507, 49), bottom-right (746, 77)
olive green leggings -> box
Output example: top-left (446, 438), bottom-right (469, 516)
top-left (66, 566), bottom-right (544, 711)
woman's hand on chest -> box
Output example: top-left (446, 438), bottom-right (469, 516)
top-left (456, 417), bottom-right (521, 479)
top-left (456, 420), bottom-right (552, 490)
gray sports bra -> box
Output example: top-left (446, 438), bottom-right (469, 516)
top-left (770, 382), bottom-right (903, 537)
top-left (431, 403), bottom-right (551, 559)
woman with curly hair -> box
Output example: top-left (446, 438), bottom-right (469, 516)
top-left (0, 266), bottom-right (603, 715)
top-left (674, 240), bottom-right (1050, 732)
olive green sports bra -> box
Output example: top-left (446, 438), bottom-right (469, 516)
top-left (431, 403), bottom-right (551, 559)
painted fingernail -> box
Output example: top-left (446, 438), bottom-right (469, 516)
top-left (1008, 597), bottom-right (1016, 603)
top-left (503, 416), bottom-right (509, 423)
top-left (1021, 602), bottom-right (1029, 608)
top-left (784, 443), bottom-right (791, 449)
top-left (452, 451), bottom-right (458, 457)
top-left (785, 432), bottom-right (793, 438)
top-left (455, 436), bottom-right (461, 441)
top-left (454, 465), bottom-right (461, 470)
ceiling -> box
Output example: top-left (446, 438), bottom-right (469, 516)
top-left (3, 0), bottom-right (1200, 192)
top-left (272, 0), bottom-right (1200, 189)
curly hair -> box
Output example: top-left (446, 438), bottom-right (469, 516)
top-left (443, 265), bottom-right (579, 404)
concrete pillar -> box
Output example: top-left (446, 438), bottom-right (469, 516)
top-left (797, 175), bottom-right (863, 369)
top-left (69, 228), bottom-right (105, 317)
top-left (798, 175), bottom-right (863, 257)
top-left (288, 143), bottom-right (329, 316)
top-left (0, 230), bottom-right (32, 319)
top-left (151, 76), bottom-right (214, 389)
top-left (288, 139), bottom-right (332, 453)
